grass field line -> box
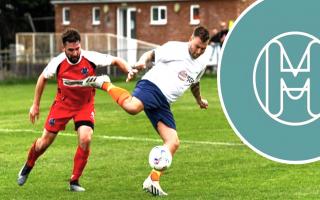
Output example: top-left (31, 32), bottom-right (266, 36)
top-left (0, 128), bottom-right (244, 146)
top-left (62, 133), bottom-right (244, 146)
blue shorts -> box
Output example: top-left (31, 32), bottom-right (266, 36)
top-left (132, 80), bottom-right (176, 130)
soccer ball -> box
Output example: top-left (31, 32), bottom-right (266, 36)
top-left (148, 146), bottom-right (172, 170)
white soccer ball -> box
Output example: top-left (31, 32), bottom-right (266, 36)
top-left (148, 146), bottom-right (172, 170)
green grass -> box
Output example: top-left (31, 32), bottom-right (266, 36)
top-left (1, 76), bottom-right (320, 199)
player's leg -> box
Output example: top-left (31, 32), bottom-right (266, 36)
top-left (18, 100), bottom-right (71, 186)
top-left (70, 103), bottom-right (95, 192)
top-left (151, 122), bottom-right (180, 182)
top-left (157, 121), bottom-right (180, 156)
top-left (17, 129), bottom-right (57, 186)
top-left (83, 75), bottom-right (144, 114)
top-left (101, 82), bottom-right (144, 115)
top-left (99, 76), bottom-right (143, 114)
top-left (63, 75), bottom-right (144, 114)
top-left (69, 124), bottom-right (93, 192)
top-left (143, 103), bottom-right (178, 196)
top-left (143, 121), bottom-right (179, 196)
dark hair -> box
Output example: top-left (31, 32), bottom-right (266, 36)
top-left (61, 28), bottom-right (81, 44)
top-left (193, 26), bottom-right (210, 43)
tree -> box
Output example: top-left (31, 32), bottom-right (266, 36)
top-left (0, 0), bottom-right (54, 49)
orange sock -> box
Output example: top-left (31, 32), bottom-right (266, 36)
top-left (150, 169), bottom-right (162, 181)
top-left (102, 83), bottom-right (131, 106)
top-left (102, 82), bottom-right (112, 91)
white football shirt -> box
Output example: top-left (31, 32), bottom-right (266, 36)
top-left (142, 41), bottom-right (209, 103)
top-left (43, 49), bottom-right (114, 79)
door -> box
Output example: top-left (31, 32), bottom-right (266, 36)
top-left (117, 7), bottom-right (137, 65)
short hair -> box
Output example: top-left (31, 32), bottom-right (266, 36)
top-left (61, 28), bottom-right (81, 44)
top-left (192, 26), bottom-right (210, 43)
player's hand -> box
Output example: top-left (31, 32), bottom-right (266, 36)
top-left (133, 62), bottom-right (146, 71)
top-left (29, 104), bottom-right (40, 124)
top-left (197, 99), bottom-right (208, 109)
top-left (126, 67), bottom-right (139, 82)
top-left (126, 62), bottom-right (146, 82)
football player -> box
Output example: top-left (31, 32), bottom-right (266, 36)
top-left (63, 26), bottom-right (210, 196)
top-left (17, 28), bottom-right (130, 192)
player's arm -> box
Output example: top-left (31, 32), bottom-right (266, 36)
top-left (29, 73), bottom-right (47, 124)
top-left (134, 50), bottom-right (155, 70)
top-left (109, 56), bottom-right (139, 82)
top-left (84, 50), bottom-right (133, 80)
top-left (126, 50), bottom-right (155, 82)
top-left (111, 56), bottom-right (130, 73)
top-left (110, 56), bottom-right (139, 83)
top-left (190, 82), bottom-right (208, 109)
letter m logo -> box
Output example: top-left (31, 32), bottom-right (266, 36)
top-left (253, 32), bottom-right (320, 126)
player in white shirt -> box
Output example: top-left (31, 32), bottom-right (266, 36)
top-left (63, 26), bottom-right (210, 196)
top-left (142, 40), bottom-right (208, 103)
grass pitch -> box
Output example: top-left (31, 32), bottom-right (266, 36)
top-left (1, 76), bottom-right (320, 199)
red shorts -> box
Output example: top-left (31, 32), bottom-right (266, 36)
top-left (44, 100), bottom-right (95, 133)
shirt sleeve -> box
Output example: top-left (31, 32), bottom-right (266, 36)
top-left (154, 42), bottom-right (175, 63)
top-left (42, 52), bottom-right (65, 79)
top-left (83, 50), bottom-right (114, 67)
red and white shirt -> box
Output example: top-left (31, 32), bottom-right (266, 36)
top-left (43, 50), bottom-right (114, 108)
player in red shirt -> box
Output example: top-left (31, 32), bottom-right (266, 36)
top-left (17, 28), bottom-right (130, 192)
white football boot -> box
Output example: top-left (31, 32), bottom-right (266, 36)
top-left (82, 75), bottom-right (111, 88)
top-left (17, 163), bottom-right (33, 186)
top-left (142, 176), bottom-right (168, 196)
top-left (63, 75), bottom-right (111, 89)
top-left (70, 180), bottom-right (86, 192)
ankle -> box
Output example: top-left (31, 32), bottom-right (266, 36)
top-left (150, 169), bottom-right (162, 181)
top-left (70, 179), bottom-right (80, 185)
top-left (102, 82), bottom-right (112, 91)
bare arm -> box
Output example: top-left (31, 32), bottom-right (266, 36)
top-left (111, 57), bottom-right (137, 82)
top-left (29, 73), bottom-right (47, 124)
top-left (126, 50), bottom-right (155, 82)
top-left (135, 50), bottom-right (155, 70)
top-left (111, 57), bottom-right (130, 73)
top-left (190, 82), bottom-right (208, 109)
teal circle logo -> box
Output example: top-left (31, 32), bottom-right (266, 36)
top-left (219, 0), bottom-right (320, 164)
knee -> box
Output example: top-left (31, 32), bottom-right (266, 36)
top-left (125, 106), bottom-right (141, 115)
top-left (122, 100), bottom-right (143, 115)
top-left (77, 126), bottom-right (93, 150)
top-left (80, 134), bottom-right (92, 146)
top-left (126, 109), bottom-right (139, 115)
top-left (79, 133), bottom-right (92, 150)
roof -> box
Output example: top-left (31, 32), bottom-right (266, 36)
top-left (51, 0), bottom-right (187, 4)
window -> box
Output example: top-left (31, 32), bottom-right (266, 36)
top-left (62, 7), bottom-right (70, 25)
top-left (190, 5), bottom-right (200, 25)
top-left (92, 7), bottom-right (101, 25)
top-left (150, 6), bottom-right (167, 25)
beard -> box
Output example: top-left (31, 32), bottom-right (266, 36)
top-left (189, 51), bottom-right (200, 59)
top-left (188, 46), bottom-right (200, 59)
top-left (67, 55), bottom-right (80, 64)
top-left (191, 53), bottom-right (200, 59)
